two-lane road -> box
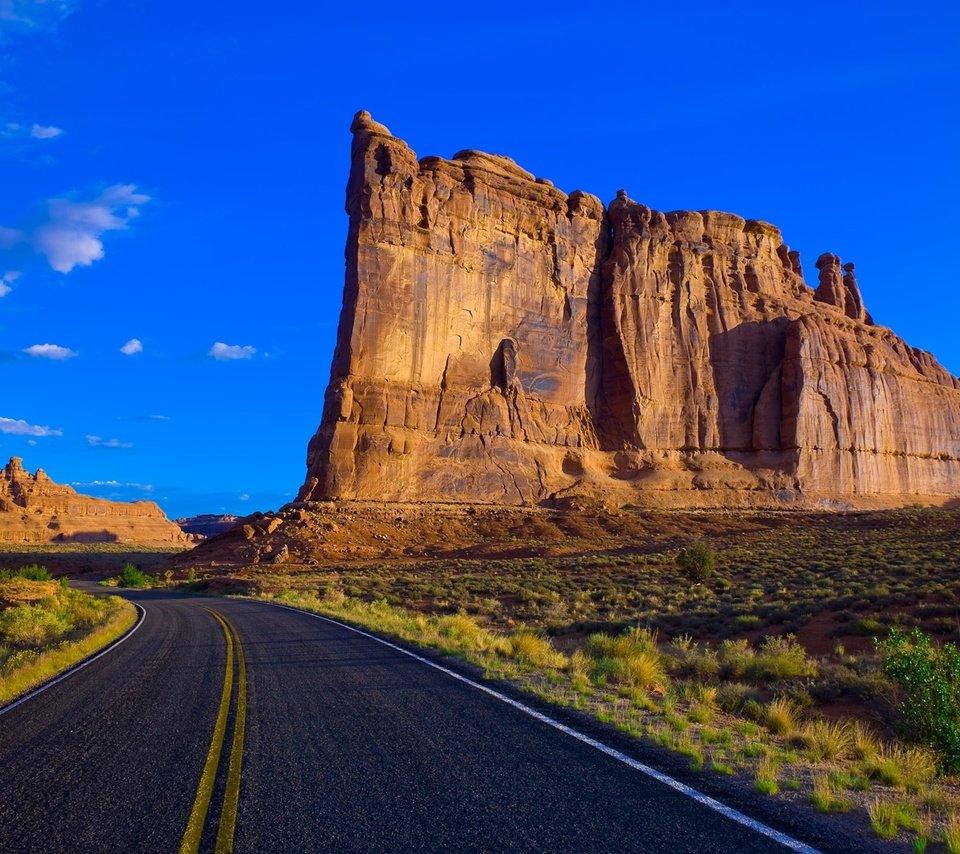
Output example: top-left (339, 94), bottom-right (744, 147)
top-left (0, 589), bottom-right (829, 853)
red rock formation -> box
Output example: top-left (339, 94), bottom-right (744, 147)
top-left (0, 457), bottom-right (189, 544)
top-left (298, 113), bottom-right (960, 509)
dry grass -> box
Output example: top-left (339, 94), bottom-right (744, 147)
top-left (764, 697), bottom-right (796, 736)
top-left (0, 597), bottom-right (136, 705)
top-left (944, 813), bottom-right (960, 853)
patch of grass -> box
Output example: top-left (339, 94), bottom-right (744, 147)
top-left (863, 745), bottom-right (937, 793)
top-left (795, 719), bottom-right (853, 761)
top-left (583, 629), bottom-right (665, 690)
top-left (0, 596), bottom-right (135, 704)
top-left (868, 800), bottom-right (901, 840)
top-left (764, 697), bottom-right (796, 735)
top-left (943, 813), bottom-right (960, 854)
top-left (810, 775), bottom-right (852, 813)
top-left (754, 755), bottom-right (779, 796)
top-left (507, 630), bottom-right (560, 666)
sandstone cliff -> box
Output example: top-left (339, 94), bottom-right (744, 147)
top-left (299, 112), bottom-right (960, 509)
top-left (0, 457), bottom-right (189, 544)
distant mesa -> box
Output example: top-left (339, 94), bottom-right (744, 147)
top-left (293, 111), bottom-right (960, 510)
top-left (175, 514), bottom-right (239, 539)
top-left (0, 457), bottom-right (189, 545)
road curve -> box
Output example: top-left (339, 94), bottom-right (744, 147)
top-left (0, 589), bottom-right (831, 853)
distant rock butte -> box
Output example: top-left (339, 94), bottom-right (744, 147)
top-left (298, 112), bottom-right (960, 509)
top-left (0, 457), bottom-right (188, 544)
top-left (175, 514), bottom-right (239, 539)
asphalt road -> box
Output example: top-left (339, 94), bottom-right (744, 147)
top-left (0, 589), bottom-right (829, 853)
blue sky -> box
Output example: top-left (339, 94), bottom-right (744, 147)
top-left (1, 0), bottom-right (958, 519)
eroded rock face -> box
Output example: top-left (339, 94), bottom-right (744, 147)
top-left (0, 457), bottom-right (189, 544)
top-left (299, 113), bottom-right (960, 508)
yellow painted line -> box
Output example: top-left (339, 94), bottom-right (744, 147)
top-left (215, 616), bottom-right (247, 854)
top-left (179, 609), bottom-right (234, 854)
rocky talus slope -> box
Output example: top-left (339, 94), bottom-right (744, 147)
top-left (0, 457), bottom-right (189, 545)
top-left (296, 112), bottom-right (960, 510)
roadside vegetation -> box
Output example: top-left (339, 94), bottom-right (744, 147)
top-left (99, 562), bottom-right (163, 589)
top-left (0, 566), bottom-right (136, 704)
top-left (179, 507), bottom-right (960, 849)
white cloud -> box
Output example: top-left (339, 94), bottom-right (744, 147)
top-left (238, 493), bottom-right (250, 502)
top-left (71, 479), bottom-right (153, 492)
top-left (0, 270), bottom-right (16, 297)
top-left (86, 435), bottom-right (133, 449)
top-left (30, 123), bottom-right (62, 139)
top-left (0, 416), bottom-right (62, 437)
top-left (23, 342), bottom-right (77, 359)
top-left (120, 338), bottom-right (142, 356)
top-left (26, 439), bottom-right (36, 445)
top-left (4, 183), bottom-right (149, 274)
top-left (22, 184), bottom-right (150, 274)
top-left (209, 342), bottom-right (256, 361)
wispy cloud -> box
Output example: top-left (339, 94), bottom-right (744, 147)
top-left (0, 270), bottom-right (16, 297)
top-left (120, 337), bottom-right (142, 356)
top-left (209, 342), bottom-right (256, 360)
top-left (0, 0), bottom-right (77, 37)
top-left (0, 416), bottom-right (62, 436)
top-left (71, 479), bottom-right (153, 492)
top-left (1, 184), bottom-right (150, 275)
top-left (238, 493), bottom-right (250, 502)
top-left (86, 435), bottom-right (133, 449)
top-left (30, 123), bottom-right (62, 139)
top-left (23, 342), bottom-right (76, 359)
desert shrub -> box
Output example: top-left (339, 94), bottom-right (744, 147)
top-left (0, 605), bottom-right (70, 647)
top-left (746, 634), bottom-right (817, 681)
top-left (668, 636), bottom-right (719, 679)
top-left (118, 563), bottom-right (154, 589)
top-left (676, 542), bottom-right (715, 584)
top-left (880, 627), bottom-right (960, 772)
top-left (794, 719), bottom-right (853, 761)
top-left (718, 638), bottom-right (754, 678)
top-left (584, 629), bottom-right (666, 690)
top-left (506, 630), bottom-right (566, 669)
top-left (0, 565), bottom-right (53, 582)
top-left (715, 681), bottom-right (757, 713)
top-left (863, 744), bottom-right (937, 792)
top-left (764, 697), bottom-right (796, 735)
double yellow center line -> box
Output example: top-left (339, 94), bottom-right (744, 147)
top-left (180, 608), bottom-right (247, 854)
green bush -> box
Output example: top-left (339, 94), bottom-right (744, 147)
top-left (0, 565), bottom-right (53, 582)
top-left (676, 542), bottom-right (715, 583)
top-left (0, 605), bottom-right (70, 647)
top-left (119, 563), bottom-right (154, 589)
top-left (880, 627), bottom-right (960, 772)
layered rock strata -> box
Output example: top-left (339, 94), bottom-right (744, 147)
top-left (0, 457), bottom-right (189, 544)
top-left (299, 112), bottom-right (960, 508)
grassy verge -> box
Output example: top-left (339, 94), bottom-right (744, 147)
top-left (243, 586), bottom-right (960, 849)
top-left (0, 569), bottom-right (137, 706)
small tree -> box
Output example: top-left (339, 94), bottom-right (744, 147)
top-left (880, 626), bottom-right (960, 773)
top-left (676, 542), bottom-right (715, 584)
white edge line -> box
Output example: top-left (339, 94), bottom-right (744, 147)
top-left (266, 602), bottom-right (821, 854)
top-left (0, 602), bottom-right (146, 718)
